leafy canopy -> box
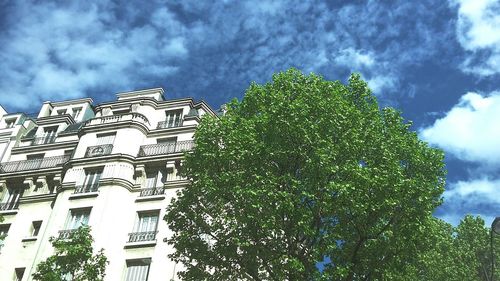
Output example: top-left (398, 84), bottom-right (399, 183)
top-left (391, 215), bottom-right (500, 281)
top-left (32, 226), bottom-right (108, 281)
top-left (165, 69), bottom-right (446, 280)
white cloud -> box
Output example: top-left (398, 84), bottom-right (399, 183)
top-left (0, 1), bottom-right (189, 109)
top-left (438, 177), bottom-right (500, 226)
top-left (420, 91), bottom-right (500, 165)
top-left (444, 178), bottom-right (500, 204)
top-left (452, 0), bottom-right (500, 75)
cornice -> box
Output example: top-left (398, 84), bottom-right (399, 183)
top-left (11, 140), bottom-right (79, 155)
top-left (148, 124), bottom-right (196, 136)
top-left (19, 193), bottom-right (56, 204)
top-left (35, 114), bottom-right (75, 126)
top-left (79, 120), bottom-right (149, 135)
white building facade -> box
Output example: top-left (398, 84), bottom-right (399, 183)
top-left (0, 89), bottom-right (217, 280)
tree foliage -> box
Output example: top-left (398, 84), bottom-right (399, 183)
top-left (32, 226), bottom-right (108, 281)
top-left (391, 215), bottom-right (500, 281)
top-left (165, 69), bottom-right (446, 280)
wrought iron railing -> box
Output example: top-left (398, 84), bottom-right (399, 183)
top-left (139, 187), bottom-right (165, 197)
top-left (0, 155), bottom-right (70, 173)
top-left (85, 144), bottom-right (113, 157)
top-left (138, 140), bottom-right (194, 157)
top-left (157, 119), bottom-right (183, 129)
top-left (74, 183), bottom-right (99, 194)
top-left (31, 135), bottom-right (57, 145)
top-left (128, 231), bottom-right (158, 243)
top-left (58, 229), bottom-right (78, 239)
top-left (0, 201), bottom-right (19, 211)
top-left (85, 113), bottom-right (150, 127)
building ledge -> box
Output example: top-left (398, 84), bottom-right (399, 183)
top-left (135, 195), bottom-right (165, 202)
top-left (0, 209), bottom-right (18, 216)
top-left (124, 240), bottom-right (157, 249)
top-left (69, 191), bottom-right (99, 200)
top-left (21, 237), bottom-right (38, 242)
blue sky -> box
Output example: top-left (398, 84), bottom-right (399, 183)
top-left (0, 0), bottom-right (498, 226)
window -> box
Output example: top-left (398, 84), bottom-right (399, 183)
top-left (1, 188), bottom-right (23, 211)
top-left (135, 212), bottom-right (159, 233)
top-left (71, 107), bottom-right (82, 119)
top-left (14, 267), bottom-right (25, 281)
top-left (128, 212), bottom-right (159, 242)
top-left (96, 133), bottom-right (115, 145)
top-left (26, 153), bottom-right (44, 160)
top-left (145, 167), bottom-right (167, 189)
top-left (0, 224), bottom-right (10, 252)
top-left (156, 137), bottom-right (177, 153)
top-left (163, 110), bottom-right (183, 128)
top-left (113, 108), bottom-right (130, 115)
top-left (65, 209), bottom-right (90, 230)
top-left (4, 118), bottom-right (16, 128)
top-left (57, 109), bottom-right (67, 115)
top-left (31, 221), bottom-right (42, 237)
top-left (78, 169), bottom-right (102, 193)
top-left (42, 126), bottom-right (58, 144)
top-left (125, 259), bottom-right (151, 281)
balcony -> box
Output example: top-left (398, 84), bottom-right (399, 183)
top-left (157, 119), bottom-right (183, 129)
top-left (128, 231), bottom-right (158, 243)
top-left (0, 201), bottom-right (19, 211)
top-left (0, 155), bottom-right (70, 173)
top-left (74, 183), bottom-right (99, 194)
top-left (58, 229), bottom-right (77, 239)
top-left (139, 187), bottom-right (165, 197)
top-left (85, 113), bottom-right (150, 127)
top-left (85, 144), bottom-right (113, 157)
top-left (31, 135), bottom-right (57, 145)
top-left (138, 140), bottom-right (194, 157)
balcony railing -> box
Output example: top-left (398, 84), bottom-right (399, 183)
top-left (157, 119), bottom-right (183, 129)
top-left (138, 140), bottom-right (194, 157)
top-left (128, 231), bottom-right (158, 243)
top-left (85, 144), bottom-right (113, 157)
top-left (58, 229), bottom-right (77, 239)
top-left (74, 183), bottom-right (99, 194)
top-left (85, 113), bottom-right (150, 127)
top-left (31, 135), bottom-right (57, 145)
top-left (139, 187), bottom-right (165, 197)
top-left (0, 155), bottom-right (70, 173)
top-left (0, 201), bottom-right (19, 211)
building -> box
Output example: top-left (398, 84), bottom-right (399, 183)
top-left (0, 89), bottom-right (217, 280)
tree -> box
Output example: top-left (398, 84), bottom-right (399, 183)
top-left (165, 69), bottom-right (446, 280)
top-left (390, 215), bottom-right (500, 281)
top-left (32, 226), bottom-right (108, 281)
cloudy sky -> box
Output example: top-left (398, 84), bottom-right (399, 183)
top-left (0, 0), bottom-right (498, 226)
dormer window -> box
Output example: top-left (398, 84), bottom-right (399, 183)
top-left (71, 107), bottom-right (82, 119)
top-left (4, 118), bottom-right (16, 129)
top-left (157, 109), bottom-right (183, 129)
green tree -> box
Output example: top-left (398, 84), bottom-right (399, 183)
top-left (391, 215), bottom-right (500, 281)
top-left (165, 69), bottom-right (446, 280)
top-left (32, 226), bottom-right (108, 281)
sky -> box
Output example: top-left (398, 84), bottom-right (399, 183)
top-left (0, 0), bottom-right (498, 226)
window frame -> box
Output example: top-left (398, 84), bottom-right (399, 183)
top-left (64, 208), bottom-right (91, 230)
top-left (125, 258), bottom-right (151, 281)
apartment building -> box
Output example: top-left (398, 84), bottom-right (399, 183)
top-left (0, 89), bottom-right (217, 280)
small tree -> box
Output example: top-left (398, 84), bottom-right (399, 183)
top-left (165, 69), bottom-right (446, 280)
top-left (32, 226), bottom-right (108, 281)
